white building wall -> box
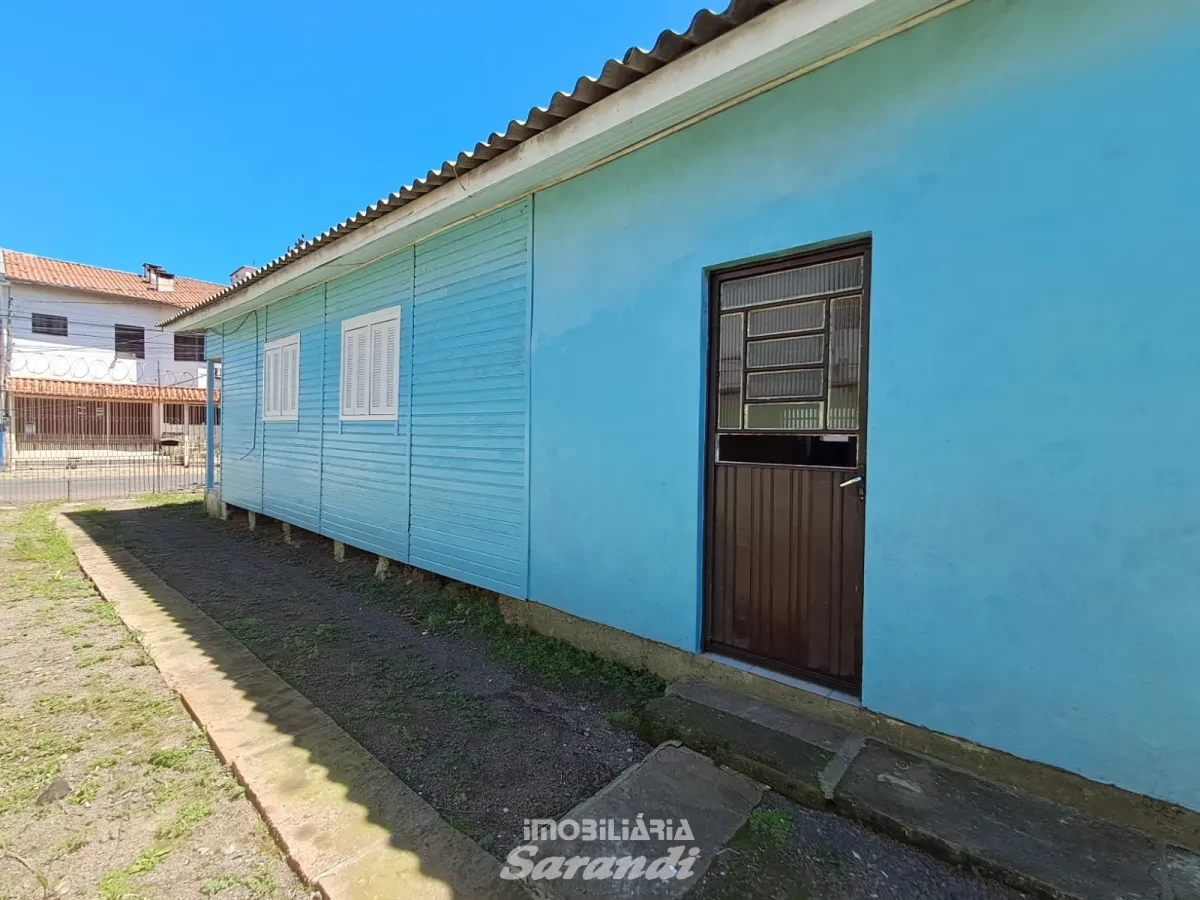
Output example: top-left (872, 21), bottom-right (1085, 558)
top-left (7, 283), bottom-right (206, 388)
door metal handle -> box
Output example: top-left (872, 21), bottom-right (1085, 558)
top-left (839, 475), bottom-right (863, 488)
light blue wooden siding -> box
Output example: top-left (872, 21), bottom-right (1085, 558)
top-left (212, 201), bottom-right (530, 596)
top-left (409, 199), bottom-right (531, 596)
top-left (261, 286), bottom-right (323, 531)
top-left (212, 317), bottom-right (262, 512)
top-left (318, 249), bottom-right (414, 560)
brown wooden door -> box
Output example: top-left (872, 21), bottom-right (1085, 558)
top-left (704, 242), bottom-right (869, 693)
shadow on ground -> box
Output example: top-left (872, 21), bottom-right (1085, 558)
top-left (66, 501), bottom-right (665, 896)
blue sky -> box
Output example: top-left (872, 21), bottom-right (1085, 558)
top-left (1, 0), bottom-right (705, 285)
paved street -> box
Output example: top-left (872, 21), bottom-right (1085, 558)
top-left (0, 467), bottom-right (206, 505)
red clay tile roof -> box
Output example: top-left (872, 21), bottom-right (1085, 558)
top-left (2, 250), bottom-right (223, 309)
top-left (7, 377), bottom-right (217, 404)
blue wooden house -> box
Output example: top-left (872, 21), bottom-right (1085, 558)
top-left (166, 0), bottom-right (1200, 815)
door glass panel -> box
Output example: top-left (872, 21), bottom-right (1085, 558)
top-left (745, 369), bottom-right (824, 400)
top-left (747, 300), bottom-right (824, 337)
top-left (746, 334), bottom-right (823, 369)
top-left (745, 401), bottom-right (824, 430)
top-left (720, 257), bottom-right (863, 310)
top-left (827, 295), bottom-right (862, 430)
top-left (717, 313), bottom-right (743, 429)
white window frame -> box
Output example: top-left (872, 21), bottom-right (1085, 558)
top-left (340, 306), bottom-right (401, 421)
top-left (262, 333), bottom-right (300, 422)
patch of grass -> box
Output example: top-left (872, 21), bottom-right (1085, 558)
top-left (107, 686), bottom-right (176, 735)
top-left (35, 692), bottom-right (76, 715)
top-left (438, 689), bottom-right (491, 726)
top-left (361, 575), bottom-right (665, 701)
top-left (746, 808), bottom-right (794, 847)
top-left (127, 844), bottom-right (171, 874)
top-left (201, 874), bottom-right (241, 896)
top-left (135, 489), bottom-right (204, 511)
top-left (388, 660), bottom-right (438, 691)
top-left (281, 622), bottom-right (346, 660)
top-left (97, 868), bottom-right (134, 900)
top-left (445, 815), bottom-right (484, 841)
top-left (51, 824), bottom-right (96, 860)
top-left (222, 617), bottom-right (264, 643)
top-left (156, 798), bottom-right (212, 840)
top-left (148, 746), bottom-right (194, 770)
top-left (88, 753), bottom-right (122, 772)
top-left (68, 776), bottom-right (100, 805)
top-left (83, 601), bottom-right (120, 624)
top-left (240, 868), bottom-right (278, 898)
top-left (0, 716), bottom-right (84, 812)
top-left (150, 778), bottom-right (187, 808)
top-left (72, 640), bottom-right (94, 651)
top-left (76, 651), bottom-right (112, 668)
top-left (4, 568), bottom-right (94, 603)
top-left (346, 696), bottom-right (424, 751)
top-left (59, 622), bottom-right (85, 636)
top-left (607, 708), bottom-right (639, 730)
top-left (134, 491), bottom-right (203, 508)
top-left (12, 506), bottom-right (76, 569)
top-left (94, 844), bottom-right (171, 896)
top-left (201, 869), bottom-right (277, 898)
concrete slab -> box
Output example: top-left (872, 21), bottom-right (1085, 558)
top-left (642, 678), bottom-right (862, 805)
top-left (55, 509), bottom-right (528, 900)
top-left (836, 741), bottom-right (1200, 900)
top-left (519, 743), bottom-right (763, 898)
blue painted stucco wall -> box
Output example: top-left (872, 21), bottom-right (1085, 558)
top-left (528, 0), bottom-right (1200, 809)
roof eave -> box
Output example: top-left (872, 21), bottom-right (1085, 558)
top-left (164, 0), bottom-right (963, 333)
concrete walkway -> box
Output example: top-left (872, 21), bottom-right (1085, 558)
top-left (529, 744), bottom-right (762, 899)
top-left (55, 509), bottom-right (528, 900)
top-left (645, 678), bottom-right (1200, 900)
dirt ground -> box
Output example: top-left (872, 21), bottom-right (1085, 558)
top-left (61, 498), bottom-right (1028, 900)
top-left (691, 793), bottom-right (1026, 900)
top-left (0, 506), bottom-right (307, 900)
top-left (77, 500), bottom-right (662, 856)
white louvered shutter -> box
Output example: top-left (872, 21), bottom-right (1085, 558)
top-left (382, 316), bottom-right (398, 416)
top-left (264, 349), bottom-right (278, 418)
top-left (341, 329), bottom-right (356, 417)
top-left (354, 328), bottom-right (369, 415)
top-left (368, 323), bottom-right (384, 415)
top-left (284, 343), bottom-right (296, 417)
top-left (280, 344), bottom-right (292, 416)
top-left (340, 308), bottom-right (399, 419)
top-left (368, 320), bottom-right (398, 416)
top-left (262, 350), bottom-right (272, 418)
top-left (342, 325), bottom-right (370, 417)
top-left (273, 350), bottom-right (279, 417)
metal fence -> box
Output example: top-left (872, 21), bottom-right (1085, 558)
top-left (1, 397), bottom-right (220, 507)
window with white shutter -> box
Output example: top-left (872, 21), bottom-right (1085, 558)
top-left (263, 333), bottom-right (300, 422)
top-left (340, 307), bottom-right (400, 420)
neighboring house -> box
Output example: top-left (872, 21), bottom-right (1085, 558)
top-left (165, 0), bottom-right (1200, 815)
top-left (0, 250), bottom-right (223, 460)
